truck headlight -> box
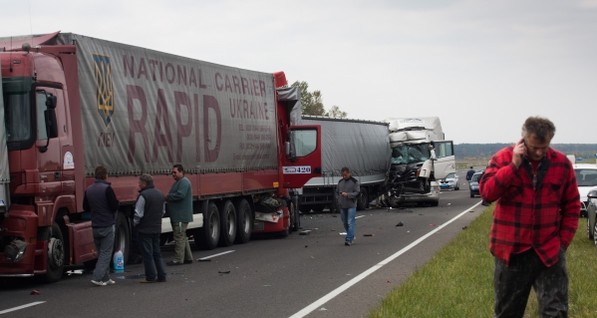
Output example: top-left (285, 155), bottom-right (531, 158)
top-left (4, 239), bottom-right (27, 263)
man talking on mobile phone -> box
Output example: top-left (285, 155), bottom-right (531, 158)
top-left (479, 116), bottom-right (580, 317)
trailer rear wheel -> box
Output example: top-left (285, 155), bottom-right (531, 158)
top-left (195, 202), bottom-right (220, 250)
top-left (219, 200), bottom-right (237, 247)
top-left (235, 198), bottom-right (253, 244)
top-left (44, 223), bottom-right (65, 282)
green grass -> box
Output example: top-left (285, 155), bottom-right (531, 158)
top-left (369, 207), bottom-right (597, 318)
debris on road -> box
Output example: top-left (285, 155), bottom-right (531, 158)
top-left (299, 230), bottom-right (311, 235)
top-left (396, 221), bottom-right (404, 227)
top-left (363, 233), bottom-right (374, 237)
top-left (30, 289), bottom-right (40, 295)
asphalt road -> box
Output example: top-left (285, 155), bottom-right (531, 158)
top-left (0, 183), bottom-right (486, 318)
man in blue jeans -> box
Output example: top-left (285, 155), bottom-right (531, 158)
top-left (337, 167), bottom-right (360, 246)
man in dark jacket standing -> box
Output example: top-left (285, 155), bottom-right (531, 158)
top-left (165, 164), bottom-right (194, 265)
top-left (337, 167), bottom-right (360, 246)
top-left (83, 165), bottom-right (119, 286)
top-left (134, 174), bottom-right (167, 283)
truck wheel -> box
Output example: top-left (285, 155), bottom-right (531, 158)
top-left (195, 202), bottom-right (220, 250)
top-left (235, 198), bottom-right (253, 244)
top-left (114, 213), bottom-right (131, 265)
top-left (44, 223), bottom-right (65, 282)
top-left (219, 200), bottom-right (237, 247)
top-left (357, 188), bottom-right (369, 211)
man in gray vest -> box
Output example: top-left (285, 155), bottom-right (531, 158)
top-left (83, 165), bottom-right (119, 286)
top-left (134, 174), bottom-right (167, 283)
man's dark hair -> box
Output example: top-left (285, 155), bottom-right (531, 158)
top-left (95, 165), bottom-right (107, 180)
top-left (522, 116), bottom-right (556, 143)
top-left (173, 164), bottom-right (185, 174)
top-left (341, 167), bottom-right (350, 173)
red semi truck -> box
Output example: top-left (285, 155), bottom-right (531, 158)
top-left (0, 32), bottom-right (321, 282)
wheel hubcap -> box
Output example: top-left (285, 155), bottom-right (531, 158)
top-left (48, 237), bottom-right (64, 268)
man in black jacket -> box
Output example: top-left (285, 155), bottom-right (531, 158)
top-left (134, 174), bottom-right (167, 283)
top-left (83, 165), bottom-right (119, 286)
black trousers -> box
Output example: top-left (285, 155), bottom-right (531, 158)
top-left (494, 249), bottom-right (568, 318)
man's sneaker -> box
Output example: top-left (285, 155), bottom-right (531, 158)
top-left (91, 280), bottom-right (107, 286)
top-left (345, 241), bottom-right (352, 246)
top-left (167, 260), bottom-right (184, 266)
top-left (106, 279), bottom-right (116, 285)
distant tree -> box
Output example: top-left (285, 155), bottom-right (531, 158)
top-left (325, 105), bottom-right (347, 119)
top-left (291, 81), bottom-right (325, 116)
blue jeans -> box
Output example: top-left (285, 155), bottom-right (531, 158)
top-left (92, 225), bottom-right (114, 281)
top-left (139, 233), bottom-right (167, 281)
top-left (340, 207), bottom-right (356, 242)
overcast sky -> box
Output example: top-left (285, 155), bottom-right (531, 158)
top-left (2, 0), bottom-right (597, 144)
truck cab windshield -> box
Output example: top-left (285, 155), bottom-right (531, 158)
top-left (391, 143), bottom-right (430, 165)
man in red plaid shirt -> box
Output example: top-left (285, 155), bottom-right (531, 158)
top-left (480, 116), bottom-right (580, 318)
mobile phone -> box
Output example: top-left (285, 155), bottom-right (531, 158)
top-left (519, 139), bottom-right (528, 157)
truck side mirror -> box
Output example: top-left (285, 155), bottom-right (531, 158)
top-left (38, 92), bottom-right (58, 153)
top-left (588, 189), bottom-right (597, 199)
top-left (46, 95), bottom-right (57, 109)
top-left (45, 108), bottom-right (58, 138)
top-left (286, 132), bottom-right (296, 161)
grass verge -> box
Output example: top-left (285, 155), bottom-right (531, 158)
top-left (369, 206), bottom-right (597, 317)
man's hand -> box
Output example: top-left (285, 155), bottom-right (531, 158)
top-left (512, 139), bottom-right (526, 168)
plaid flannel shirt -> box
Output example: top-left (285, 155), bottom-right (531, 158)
top-left (480, 146), bottom-right (580, 267)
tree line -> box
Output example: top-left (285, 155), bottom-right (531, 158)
top-left (292, 81), bottom-right (347, 118)
top-left (455, 143), bottom-right (597, 162)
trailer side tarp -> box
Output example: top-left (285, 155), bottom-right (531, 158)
top-left (53, 33), bottom-right (279, 175)
top-left (292, 115), bottom-right (390, 179)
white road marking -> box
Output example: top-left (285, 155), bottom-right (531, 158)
top-left (197, 250), bottom-right (235, 261)
top-left (289, 201), bottom-right (483, 318)
top-left (0, 301), bottom-right (46, 315)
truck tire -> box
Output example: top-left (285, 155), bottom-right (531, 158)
top-left (195, 202), bottom-right (220, 250)
top-left (219, 200), bottom-right (237, 247)
top-left (235, 198), bottom-right (253, 244)
top-left (114, 213), bottom-right (131, 265)
top-left (357, 188), bottom-right (369, 211)
top-left (44, 223), bottom-right (65, 282)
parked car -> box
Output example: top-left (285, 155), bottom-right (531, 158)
top-left (586, 189), bottom-right (597, 244)
top-left (439, 172), bottom-right (460, 190)
top-left (574, 163), bottom-right (597, 217)
top-left (469, 171), bottom-right (483, 198)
